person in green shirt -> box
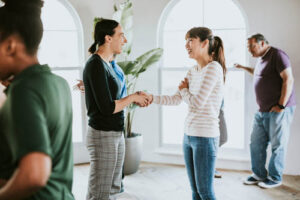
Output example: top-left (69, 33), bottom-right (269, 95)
top-left (0, 0), bottom-right (74, 199)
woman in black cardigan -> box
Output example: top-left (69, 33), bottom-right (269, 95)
top-left (83, 19), bottom-right (149, 200)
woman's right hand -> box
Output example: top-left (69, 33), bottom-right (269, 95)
top-left (132, 92), bottom-right (151, 107)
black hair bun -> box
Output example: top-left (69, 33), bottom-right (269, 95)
top-left (3, 0), bottom-right (44, 16)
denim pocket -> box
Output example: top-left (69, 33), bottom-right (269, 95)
top-left (208, 137), bottom-right (219, 157)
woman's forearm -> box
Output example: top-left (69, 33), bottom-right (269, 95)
top-left (114, 95), bottom-right (134, 114)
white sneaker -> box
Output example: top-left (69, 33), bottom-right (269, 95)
top-left (243, 175), bottom-right (263, 185)
top-left (258, 179), bottom-right (282, 189)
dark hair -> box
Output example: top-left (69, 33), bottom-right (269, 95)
top-left (248, 33), bottom-right (269, 44)
top-left (0, 0), bottom-right (44, 55)
top-left (88, 18), bottom-right (119, 54)
top-left (186, 27), bottom-right (226, 82)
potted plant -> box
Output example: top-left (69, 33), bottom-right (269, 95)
top-left (112, 0), bottom-right (163, 174)
top-left (118, 49), bottom-right (163, 175)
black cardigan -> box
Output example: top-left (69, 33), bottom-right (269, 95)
top-left (83, 54), bottom-right (124, 131)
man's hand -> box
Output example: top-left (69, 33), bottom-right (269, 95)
top-left (234, 63), bottom-right (254, 75)
top-left (270, 105), bottom-right (284, 113)
top-left (234, 63), bottom-right (243, 69)
top-left (179, 78), bottom-right (189, 90)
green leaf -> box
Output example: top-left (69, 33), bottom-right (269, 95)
top-left (117, 60), bottom-right (139, 75)
top-left (132, 48), bottom-right (163, 75)
top-left (119, 1), bottom-right (133, 28)
top-left (111, 0), bottom-right (164, 137)
top-left (128, 103), bottom-right (138, 112)
top-left (112, 10), bottom-right (122, 22)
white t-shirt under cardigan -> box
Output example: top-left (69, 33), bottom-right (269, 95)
top-left (153, 61), bottom-right (224, 138)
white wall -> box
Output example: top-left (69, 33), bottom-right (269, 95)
top-left (238, 0), bottom-right (300, 175)
top-left (67, 0), bottom-right (300, 175)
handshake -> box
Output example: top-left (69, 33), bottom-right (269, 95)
top-left (73, 80), bottom-right (153, 108)
top-left (132, 91), bottom-right (153, 107)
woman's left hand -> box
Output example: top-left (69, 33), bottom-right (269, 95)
top-left (178, 78), bottom-right (189, 90)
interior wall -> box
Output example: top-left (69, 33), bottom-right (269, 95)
top-left (67, 0), bottom-right (300, 175)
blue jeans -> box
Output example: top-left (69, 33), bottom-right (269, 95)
top-left (183, 134), bottom-right (219, 200)
top-left (250, 106), bottom-right (295, 182)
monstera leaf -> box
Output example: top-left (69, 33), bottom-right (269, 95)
top-left (117, 60), bottom-right (139, 75)
top-left (97, 0), bottom-right (164, 137)
top-left (113, 0), bottom-right (133, 56)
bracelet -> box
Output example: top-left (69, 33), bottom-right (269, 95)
top-left (276, 103), bottom-right (285, 109)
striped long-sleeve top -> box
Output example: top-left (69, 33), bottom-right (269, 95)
top-left (153, 61), bottom-right (224, 138)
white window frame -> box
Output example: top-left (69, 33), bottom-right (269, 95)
top-left (42, 0), bottom-right (87, 163)
top-left (155, 0), bottom-right (254, 161)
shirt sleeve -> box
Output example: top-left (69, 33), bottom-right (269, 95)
top-left (152, 69), bottom-right (193, 105)
top-left (275, 50), bottom-right (291, 73)
top-left (153, 90), bottom-right (182, 105)
top-left (84, 60), bottom-right (116, 115)
top-left (10, 86), bottom-right (52, 162)
top-left (179, 63), bottom-right (222, 109)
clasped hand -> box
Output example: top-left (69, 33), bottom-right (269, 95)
top-left (269, 105), bottom-right (283, 113)
top-left (134, 91), bottom-right (153, 107)
top-left (178, 78), bottom-right (189, 90)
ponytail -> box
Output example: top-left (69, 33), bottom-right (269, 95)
top-left (212, 36), bottom-right (226, 82)
top-left (88, 42), bottom-right (97, 54)
top-left (88, 18), bottom-right (119, 54)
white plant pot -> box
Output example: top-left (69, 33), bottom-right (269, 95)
top-left (124, 133), bottom-right (143, 175)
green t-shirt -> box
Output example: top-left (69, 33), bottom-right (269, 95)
top-left (0, 64), bottom-right (74, 200)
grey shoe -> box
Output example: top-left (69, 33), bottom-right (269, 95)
top-left (244, 175), bottom-right (262, 185)
top-left (258, 179), bottom-right (282, 189)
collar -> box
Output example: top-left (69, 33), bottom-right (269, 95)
top-left (4, 64), bottom-right (50, 94)
top-left (261, 46), bottom-right (271, 59)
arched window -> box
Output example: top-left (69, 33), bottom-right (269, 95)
top-left (158, 0), bottom-right (248, 150)
top-left (39, 0), bottom-right (85, 144)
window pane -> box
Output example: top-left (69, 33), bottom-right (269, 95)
top-left (52, 70), bottom-right (83, 143)
top-left (161, 0), bottom-right (247, 149)
top-left (38, 31), bottom-right (79, 67)
top-left (204, 0), bottom-right (246, 29)
top-left (164, 0), bottom-right (203, 31)
top-left (161, 70), bottom-right (188, 144)
top-left (223, 71), bottom-right (245, 149)
top-left (213, 29), bottom-right (247, 68)
top-left (42, 0), bottom-right (77, 30)
top-left (163, 31), bottom-right (196, 67)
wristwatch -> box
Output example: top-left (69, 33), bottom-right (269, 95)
top-left (276, 103), bottom-right (285, 109)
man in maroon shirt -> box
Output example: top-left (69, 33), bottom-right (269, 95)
top-left (235, 33), bottom-right (296, 188)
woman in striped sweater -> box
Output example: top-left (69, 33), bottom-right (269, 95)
top-left (149, 27), bottom-right (226, 200)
